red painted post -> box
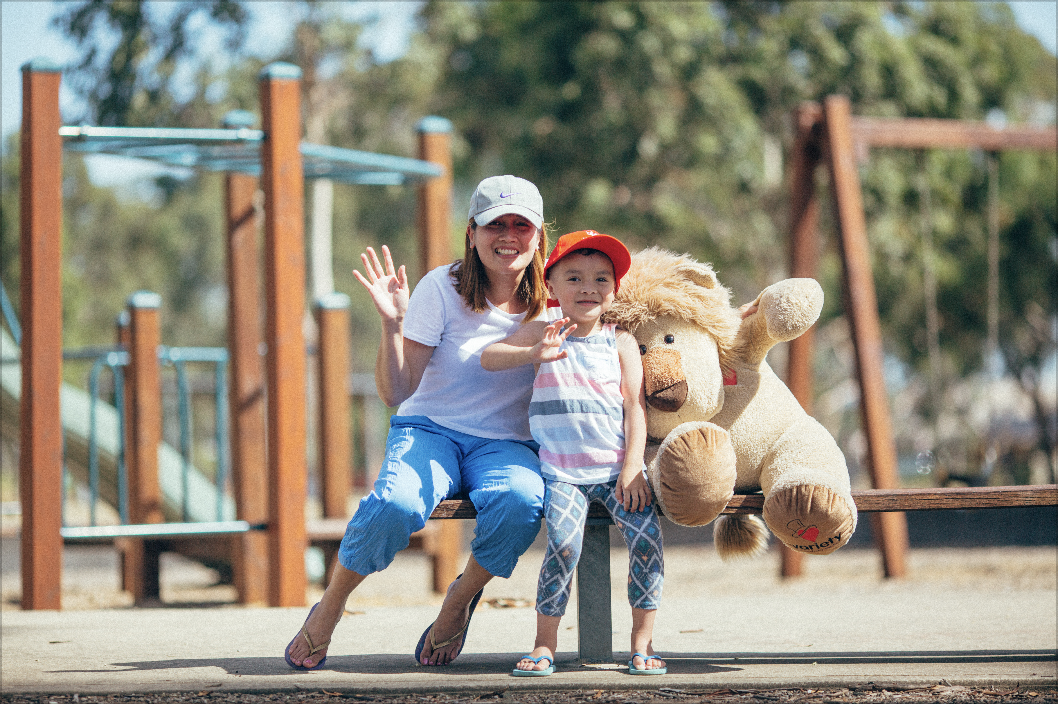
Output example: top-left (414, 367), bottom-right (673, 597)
top-left (822, 95), bottom-right (908, 578)
top-left (260, 63), bottom-right (308, 607)
top-left (223, 110), bottom-right (270, 605)
top-left (781, 103), bottom-right (824, 579)
top-left (124, 291), bottom-right (165, 601)
top-left (19, 60), bottom-right (64, 611)
top-left (416, 116), bottom-right (461, 593)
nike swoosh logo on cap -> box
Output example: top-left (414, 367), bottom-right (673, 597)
top-left (499, 191), bottom-right (517, 198)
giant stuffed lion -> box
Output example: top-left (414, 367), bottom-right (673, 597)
top-left (606, 247), bottom-right (857, 558)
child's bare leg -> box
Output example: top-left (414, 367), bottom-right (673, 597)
top-left (630, 607), bottom-right (666, 671)
top-left (514, 614), bottom-right (561, 672)
top-left (287, 563), bottom-right (367, 668)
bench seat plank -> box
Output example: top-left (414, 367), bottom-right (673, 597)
top-left (65, 485), bottom-right (1058, 543)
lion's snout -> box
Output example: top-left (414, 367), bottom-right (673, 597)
top-left (647, 381), bottom-right (688, 412)
top-left (643, 347), bottom-right (687, 412)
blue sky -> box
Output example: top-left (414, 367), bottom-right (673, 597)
top-left (2, 1), bottom-right (1057, 152)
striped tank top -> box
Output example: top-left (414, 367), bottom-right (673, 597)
top-left (529, 323), bottom-right (627, 484)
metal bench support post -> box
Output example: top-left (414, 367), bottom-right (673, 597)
top-left (577, 521), bottom-right (613, 662)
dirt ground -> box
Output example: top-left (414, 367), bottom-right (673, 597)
top-left (1, 685), bottom-right (1057, 703)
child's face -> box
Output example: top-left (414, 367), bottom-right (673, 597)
top-left (545, 251), bottom-right (616, 334)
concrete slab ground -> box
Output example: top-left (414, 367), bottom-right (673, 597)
top-left (1, 540), bottom-right (1055, 696)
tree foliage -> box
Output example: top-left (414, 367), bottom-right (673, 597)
top-left (5, 1), bottom-right (1055, 482)
top-left (54, 0), bottom-right (247, 126)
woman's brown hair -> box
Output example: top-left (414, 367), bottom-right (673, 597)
top-left (450, 219), bottom-right (551, 321)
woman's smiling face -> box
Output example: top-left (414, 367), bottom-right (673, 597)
top-left (471, 213), bottom-right (541, 276)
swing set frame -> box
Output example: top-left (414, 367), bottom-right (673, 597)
top-left (784, 95), bottom-right (1057, 579)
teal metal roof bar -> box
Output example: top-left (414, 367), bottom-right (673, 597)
top-left (58, 124), bottom-right (443, 185)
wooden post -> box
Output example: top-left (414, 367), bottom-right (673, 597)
top-left (18, 60), bottom-right (64, 611)
top-left (223, 110), bottom-right (270, 605)
top-left (781, 103), bottom-right (824, 579)
top-left (416, 116), bottom-right (461, 593)
top-left (821, 95), bottom-right (908, 578)
top-left (315, 293), bottom-right (352, 577)
top-left (315, 293), bottom-right (352, 518)
top-left (124, 291), bottom-right (166, 601)
top-left (417, 116), bottom-right (454, 279)
top-left (260, 63), bottom-right (308, 607)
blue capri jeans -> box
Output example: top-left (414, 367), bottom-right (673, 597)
top-left (338, 415), bottom-right (545, 579)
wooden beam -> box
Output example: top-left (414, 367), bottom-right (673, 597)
top-left (260, 63), bottom-right (308, 607)
top-left (822, 95), bottom-right (909, 579)
top-left (416, 116), bottom-right (454, 279)
top-left (315, 293), bottom-right (352, 520)
top-left (222, 117), bottom-right (269, 605)
top-left (416, 116), bottom-right (461, 594)
top-left (782, 102), bottom-right (825, 579)
top-left (19, 60), bottom-right (64, 611)
top-left (851, 117), bottom-right (1058, 152)
top-left (123, 292), bottom-right (165, 602)
top-left (425, 485), bottom-right (1058, 519)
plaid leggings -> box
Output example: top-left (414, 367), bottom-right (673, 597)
top-left (536, 479), bottom-right (664, 617)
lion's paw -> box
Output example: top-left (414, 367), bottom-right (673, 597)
top-left (762, 484), bottom-right (856, 555)
top-left (650, 422), bottom-right (737, 527)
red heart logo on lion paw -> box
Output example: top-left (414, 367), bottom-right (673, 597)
top-left (786, 519), bottom-right (820, 543)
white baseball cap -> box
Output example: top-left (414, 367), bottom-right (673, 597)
top-left (468, 175), bottom-right (544, 228)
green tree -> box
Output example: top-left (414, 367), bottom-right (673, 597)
top-left (24, 0), bottom-right (1056, 483)
top-left (54, 0), bottom-right (247, 127)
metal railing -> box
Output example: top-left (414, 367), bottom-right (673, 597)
top-left (60, 345), bottom-right (230, 529)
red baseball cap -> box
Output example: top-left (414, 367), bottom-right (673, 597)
top-left (544, 230), bottom-right (632, 307)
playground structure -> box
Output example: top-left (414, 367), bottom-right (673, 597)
top-left (16, 59), bottom-right (457, 610)
top-left (14, 61), bottom-right (1058, 624)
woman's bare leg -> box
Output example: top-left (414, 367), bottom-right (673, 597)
top-left (286, 562), bottom-right (367, 668)
top-left (418, 555), bottom-right (494, 665)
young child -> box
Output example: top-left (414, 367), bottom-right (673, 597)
top-left (481, 230), bottom-right (666, 677)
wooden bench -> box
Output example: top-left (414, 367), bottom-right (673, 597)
top-left (64, 485), bottom-right (1057, 662)
top-left (358, 485), bottom-right (1056, 663)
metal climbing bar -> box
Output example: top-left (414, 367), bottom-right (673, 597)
top-left (59, 124), bottom-right (443, 184)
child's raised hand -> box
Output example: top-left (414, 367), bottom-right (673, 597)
top-left (353, 245), bottom-right (409, 323)
top-left (615, 468), bottom-right (652, 513)
top-left (530, 318), bottom-right (576, 364)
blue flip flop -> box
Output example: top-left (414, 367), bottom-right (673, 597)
top-left (512, 654), bottom-right (555, 676)
top-left (284, 602), bottom-right (329, 670)
top-left (628, 652), bottom-right (667, 675)
top-left (414, 574), bottom-right (484, 665)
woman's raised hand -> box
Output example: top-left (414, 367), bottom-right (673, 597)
top-left (530, 318), bottom-right (575, 364)
top-left (353, 245), bottom-right (409, 323)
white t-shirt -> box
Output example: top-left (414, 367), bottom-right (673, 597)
top-left (397, 264), bottom-right (542, 441)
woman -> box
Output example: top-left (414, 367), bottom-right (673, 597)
top-left (285, 175), bottom-right (551, 669)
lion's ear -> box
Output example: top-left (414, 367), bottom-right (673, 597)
top-left (677, 261), bottom-right (720, 290)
